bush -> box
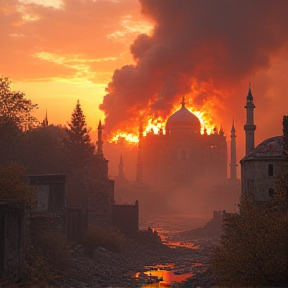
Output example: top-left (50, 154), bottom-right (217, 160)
top-left (33, 229), bottom-right (70, 271)
top-left (24, 229), bottom-right (70, 287)
top-left (81, 225), bottom-right (125, 254)
top-left (210, 194), bottom-right (288, 287)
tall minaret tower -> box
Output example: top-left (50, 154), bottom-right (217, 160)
top-left (244, 83), bottom-right (256, 155)
top-left (230, 118), bottom-right (237, 180)
top-left (95, 119), bottom-right (109, 181)
top-left (136, 118), bottom-right (143, 183)
top-left (96, 120), bottom-right (103, 155)
top-left (118, 153), bottom-right (124, 179)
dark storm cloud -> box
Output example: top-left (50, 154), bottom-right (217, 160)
top-left (100, 0), bottom-right (288, 133)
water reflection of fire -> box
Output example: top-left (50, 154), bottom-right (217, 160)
top-left (108, 96), bottom-right (216, 145)
top-left (135, 265), bottom-right (194, 287)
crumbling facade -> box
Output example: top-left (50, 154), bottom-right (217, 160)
top-left (112, 201), bottom-right (139, 241)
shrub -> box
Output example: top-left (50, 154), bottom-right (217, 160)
top-left (24, 228), bottom-right (70, 287)
top-left (81, 225), bottom-right (125, 254)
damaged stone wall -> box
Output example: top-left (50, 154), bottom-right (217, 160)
top-left (0, 201), bottom-right (25, 280)
top-left (112, 201), bottom-right (139, 241)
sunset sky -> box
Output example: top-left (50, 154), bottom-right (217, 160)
top-left (1, 0), bottom-right (288, 176)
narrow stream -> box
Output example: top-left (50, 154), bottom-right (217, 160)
top-left (136, 213), bottom-right (211, 287)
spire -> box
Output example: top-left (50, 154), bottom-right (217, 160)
top-left (96, 119), bottom-right (103, 155)
top-left (138, 116), bottom-right (144, 141)
top-left (231, 117), bottom-right (236, 133)
top-left (42, 108), bottom-right (48, 127)
top-left (219, 123), bottom-right (224, 136)
top-left (244, 83), bottom-right (256, 155)
top-left (181, 95), bottom-right (185, 108)
top-left (230, 118), bottom-right (237, 180)
top-left (136, 117), bottom-right (143, 183)
top-left (118, 153), bottom-right (124, 178)
top-left (136, 149), bottom-right (142, 183)
top-left (246, 81), bottom-right (254, 102)
top-left (98, 119), bottom-right (102, 130)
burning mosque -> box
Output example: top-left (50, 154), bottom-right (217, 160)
top-left (109, 95), bottom-right (240, 214)
top-left (136, 96), bottom-right (228, 189)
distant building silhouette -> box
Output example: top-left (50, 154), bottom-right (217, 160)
top-left (230, 118), bottom-right (237, 180)
top-left (42, 109), bottom-right (48, 127)
top-left (136, 96), bottom-right (227, 188)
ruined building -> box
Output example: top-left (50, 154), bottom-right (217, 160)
top-left (88, 120), bottom-right (114, 226)
top-left (240, 87), bottom-right (287, 201)
top-left (136, 97), bottom-right (228, 189)
top-left (91, 121), bottom-right (139, 240)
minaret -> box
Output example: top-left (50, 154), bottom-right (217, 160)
top-left (230, 118), bottom-right (237, 180)
top-left (244, 83), bottom-right (256, 155)
top-left (94, 119), bottom-right (109, 181)
top-left (96, 120), bottom-right (103, 155)
top-left (118, 153), bottom-right (124, 179)
top-left (42, 109), bottom-right (48, 127)
top-left (94, 120), bottom-right (112, 201)
top-left (136, 118), bottom-right (143, 183)
top-left (219, 123), bottom-right (224, 136)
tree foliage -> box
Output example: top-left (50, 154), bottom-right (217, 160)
top-left (211, 182), bottom-right (288, 286)
top-left (64, 100), bottom-right (95, 207)
top-left (0, 76), bottom-right (38, 128)
top-left (211, 117), bottom-right (288, 287)
top-left (0, 163), bottom-right (35, 207)
top-left (22, 124), bottom-right (67, 174)
top-left (65, 99), bottom-right (94, 168)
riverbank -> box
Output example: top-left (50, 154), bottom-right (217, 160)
top-left (55, 237), bottom-right (216, 288)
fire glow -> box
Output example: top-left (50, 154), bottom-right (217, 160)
top-left (108, 97), bottom-right (216, 145)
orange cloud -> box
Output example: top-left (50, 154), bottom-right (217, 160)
top-left (0, 0), bottom-right (153, 82)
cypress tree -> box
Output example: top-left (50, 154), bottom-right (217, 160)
top-left (65, 100), bottom-right (94, 172)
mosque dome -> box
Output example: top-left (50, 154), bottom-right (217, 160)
top-left (241, 136), bottom-right (285, 161)
top-left (165, 98), bottom-right (201, 135)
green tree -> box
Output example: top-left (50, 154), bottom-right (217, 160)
top-left (0, 76), bottom-right (38, 128)
top-left (65, 99), bottom-right (94, 170)
top-left (64, 100), bottom-right (95, 207)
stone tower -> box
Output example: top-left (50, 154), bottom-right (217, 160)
top-left (230, 118), bottom-right (237, 180)
top-left (244, 84), bottom-right (256, 155)
top-left (136, 118), bottom-right (143, 183)
top-left (118, 153), bottom-right (124, 179)
top-left (96, 120), bottom-right (103, 155)
top-left (95, 120), bottom-right (108, 180)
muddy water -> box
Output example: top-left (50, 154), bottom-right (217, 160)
top-left (137, 213), bottom-right (211, 287)
top-left (139, 213), bottom-right (210, 246)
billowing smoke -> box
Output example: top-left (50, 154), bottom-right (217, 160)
top-left (100, 0), bottom-right (288, 135)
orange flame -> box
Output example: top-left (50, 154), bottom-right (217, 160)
top-left (107, 94), bottom-right (218, 145)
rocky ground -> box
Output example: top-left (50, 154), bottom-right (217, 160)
top-left (55, 234), bottom-right (217, 288)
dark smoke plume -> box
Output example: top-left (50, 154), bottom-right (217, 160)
top-left (100, 0), bottom-right (288, 134)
